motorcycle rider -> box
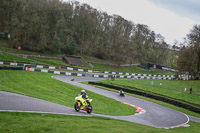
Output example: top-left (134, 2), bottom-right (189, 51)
top-left (77, 90), bottom-right (89, 107)
top-left (119, 89), bottom-right (124, 96)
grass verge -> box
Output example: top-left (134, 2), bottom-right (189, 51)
top-left (0, 112), bottom-right (200, 133)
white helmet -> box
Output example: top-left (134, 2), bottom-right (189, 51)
top-left (81, 90), bottom-right (85, 94)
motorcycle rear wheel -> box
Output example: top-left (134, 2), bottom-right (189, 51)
top-left (87, 104), bottom-right (92, 114)
top-left (120, 93), bottom-right (125, 97)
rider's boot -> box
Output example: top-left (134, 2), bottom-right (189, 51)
top-left (78, 102), bottom-right (81, 108)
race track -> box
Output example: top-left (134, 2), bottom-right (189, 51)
top-left (0, 75), bottom-right (195, 129)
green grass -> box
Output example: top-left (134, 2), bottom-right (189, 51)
top-left (0, 52), bottom-right (32, 62)
top-left (0, 70), bottom-right (135, 116)
top-left (96, 79), bottom-right (200, 108)
top-left (0, 112), bottom-right (200, 133)
top-left (82, 56), bottom-right (114, 64)
top-left (82, 55), bottom-right (174, 75)
top-left (88, 63), bottom-right (146, 73)
top-left (0, 52), bottom-right (68, 66)
top-left (0, 46), bottom-right (61, 57)
top-left (83, 56), bottom-right (125, 65)
top-left (83, 62), bottom-right (175, 75)
top-left (27, 57), bottom-right (68, 66)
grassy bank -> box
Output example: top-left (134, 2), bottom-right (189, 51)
top-left (0, 112), bottom-right (200, 133)
top-left (0, 52), bottom-right (31, 62)
top-left (84, 62), bottom-right (174, 75)
top-left (0, 46), bottom-right (61, 57)
top-left (27, 57), bottom-right (67, 66)
top-left (0, 70), bottom-right (135, 116)
top-left (0, 52), bottom-right (68, 67)
top-left (1, 47), bottom-right (175, 75)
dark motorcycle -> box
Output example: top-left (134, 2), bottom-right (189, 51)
top-left (119, 90), bottom-right (125, 97)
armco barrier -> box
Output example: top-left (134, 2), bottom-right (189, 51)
top-left (0, 61), bottom-right (94, 73)
top-left (103, 71), bottom-right (175, 78)
top-left (0, 61), bottom-right (177, 78)
top-left (88, 82), bottom-right (200, 114)
top-left (92, 74), bottom-right (174, 80)
top-left (1, 61), bottom-right (190, 80)
top-left (26, 68), bottom-right (86, 77)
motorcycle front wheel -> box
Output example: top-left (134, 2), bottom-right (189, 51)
top-left (74, 102), bottom-right (80, 112)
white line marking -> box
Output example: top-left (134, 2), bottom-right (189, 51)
top-left (0, 110), bottom-right (91, 117)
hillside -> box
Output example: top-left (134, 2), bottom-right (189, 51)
top-left (0, 0), bottom-right (175, 67)
top-left (0, 44), bottom-right (175, 75)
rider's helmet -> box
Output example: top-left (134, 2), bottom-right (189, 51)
top-left (81, 90), bottom-right (87, 99)
top-left (81, 90), bottom-right (86, 95)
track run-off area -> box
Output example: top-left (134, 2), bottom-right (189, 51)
top-left (1, 75), bottom-right (200, 129)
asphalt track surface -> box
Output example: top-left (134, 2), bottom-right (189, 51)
top-left (0, 75), bottom-right (200, 129)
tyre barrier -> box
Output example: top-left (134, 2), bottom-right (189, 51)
top-left (88, 82), bottom-right (200, 114)
top-left (0, 66), bottom-right (23, 70)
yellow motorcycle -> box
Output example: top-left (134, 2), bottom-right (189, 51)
top-left (74, 95), bottom-right (93, 114)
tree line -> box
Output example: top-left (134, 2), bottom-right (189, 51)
top-left (0, 0), bottom-right (170, 66)
top-left (176, 25), bottom-right (200, 79)
top-left (1, 0), bottom-right (199, 78)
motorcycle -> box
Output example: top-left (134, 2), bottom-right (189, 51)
top-left (119, 90), bottom-right (125, 97)
top-left (119, 93), bottom-right (125, 97)
top-left (74, 95), bottom-right (93, 114)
